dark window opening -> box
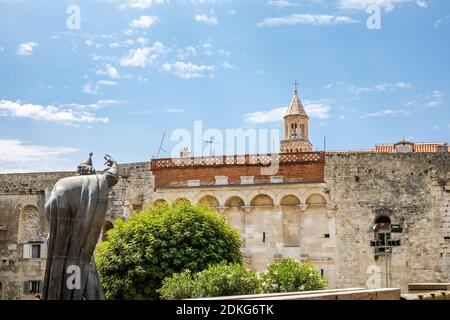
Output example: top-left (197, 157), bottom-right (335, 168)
top-left (444, 236), bottom-right (450, 240)
top-left (24, 281), bottom-right (41, 294)
top-left (373, 215), bottom-right (392, 254)
top-left (324, 234), bottom-right (330, 238)
top-left (31, 244), bottom-right (41, 259)
top-left (263, 232), bottom-right (266, 243)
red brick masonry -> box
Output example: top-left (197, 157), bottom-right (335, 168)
top-left (151, 152), bottom-right (325, 189)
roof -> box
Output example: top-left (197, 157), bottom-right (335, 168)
top-left (327, 142), bottom-right (449, 154)
top-left (374, 142), bottom-right (449, 153)
top-left (285, 89), bottom-right (308, 117)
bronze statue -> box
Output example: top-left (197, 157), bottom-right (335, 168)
top-left (42, 154), bottom-right (119, 300)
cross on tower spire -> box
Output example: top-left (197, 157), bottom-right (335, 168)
top-left (294, 80), bottom-right (299, 93)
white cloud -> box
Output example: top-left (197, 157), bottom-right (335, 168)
top-left (136, 37), bottom-right (150, 45)
top-left (83, 83), bottom-right (99, 95)
top-left (223, 62), bottom-right (233, 69)
top-left (267, 0), bottom-right (297, 8)
top-left (338, 0), bottom-right (411, 12)
top-left (0, 139), bottom-right (78, 173)
top-left (432, 90), bottom-right (444, 98)
top-left (0, 100), bottom-right (109, 125)
top-left (84, 39), bottom-right (96, 47)
top-left (195, 14), bottom-right (219, 25)
top-left (17, 42), bottom-right (38, 56)
top-left (120, 0), bottom-right (168, 9)
top-left (348, 82), bottom-right (413, 94)
top-left (257, 14), bottom-right (358, 27)
top-left (130, 15), bottom-right (160, 28)
top-left (190, 0), bottom-right (217, 4)
top-left (425, 90), bottom-right (445, 108)
top-left (243, 107), bottom-right (286, 124)
top-left (416, 0), bottom-right (428, 8)
top-left (396, 81), bottom-right (413, 89)
top-left (426, 100), bottom-right (443, 108)
top-left (243, 101), bottom-right (331, 124)
top-left (132, 107), bottom-right (184, 115)
top-left (162, 61), bottom-right (215, 79)
top-left (83, 80), bottom-right (118, 95)
top-left (433, 15), bottom-right (450, 28)
top-left (96, 64), bottom-right (120, 78)
top-left (97, 80), bottom-right (118, 86)
top-left (120, 42), bottom-right (167, 67)
top-left (305, 102), bottom-right (332, 119)
top-left (363, 109), bottom-right (410, 117)
top-left (176, 46), bottom-right (197, 60)
top-left (61, 99), bottom-right (125, 110)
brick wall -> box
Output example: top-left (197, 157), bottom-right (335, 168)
top-left (151, 152), bottom-right (325, 189)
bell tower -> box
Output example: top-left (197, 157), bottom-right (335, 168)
top-left (280, 81), bottom-right (313, 153)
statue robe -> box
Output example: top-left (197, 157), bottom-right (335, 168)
top-left (42, 173), bottom-right (111, 300)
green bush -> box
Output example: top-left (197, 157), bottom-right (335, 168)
top-left (95, 201), bottom-right (243, 299)
top-left (157, 270), bottom-right (199, 300)
top-left (261, 258), bottom-right (327, 293)
top-left (159, 263), bottom-right (261, 299)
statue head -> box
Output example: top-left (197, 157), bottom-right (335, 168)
top-left (77, 152), bottom-right (96, 176)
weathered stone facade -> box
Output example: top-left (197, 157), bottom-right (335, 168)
top-left (326, 153), bottom-right (450, 292)
top-left (1, 152), bottom-right (448, 299)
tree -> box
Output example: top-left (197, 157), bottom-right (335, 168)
top-left (260, 258), bottom-right (327, 293)
top-left (95, 201), bottom-right (242, 299)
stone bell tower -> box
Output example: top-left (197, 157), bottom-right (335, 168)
top-left (280, 81), bottom-right (313, 153)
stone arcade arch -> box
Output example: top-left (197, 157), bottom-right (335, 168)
top-left (224, 196), bottom-right (245, 208)
top-left (280, 195), bottom-right (301, 247)
top-left (197, 195), bottom-right (220, 208)
top-left (305, 194), bottom-right (327, 207)
top-left (153, 199), bottom-right (167, 206)
top-left (174, 197), bottom-right (191, 205)
top-left (250, 194), bottom-right (274, 207)
top-left (280, 195), bottom-right (301, 206)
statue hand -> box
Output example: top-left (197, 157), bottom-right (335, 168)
top-left (104, 154), bottom-right (116, 167)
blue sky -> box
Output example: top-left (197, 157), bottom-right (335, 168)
top-left (0, 0), bottom-right (449, 172)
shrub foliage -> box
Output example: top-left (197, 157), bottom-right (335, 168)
top-left (261, 258), bottom-right (327, 293)
top-left (95, 201), bottom-right (242, 299)
top-left (159, 263), bottom-right (261, 299)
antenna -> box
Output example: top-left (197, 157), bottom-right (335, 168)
top-left (155, 131), bottom-right (167, 158)
top-left (202, 136), bottom-right (215, 156)
top-left (201, 136), bottom-right (227, 156)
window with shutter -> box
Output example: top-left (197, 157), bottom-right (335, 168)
top-left (22, 244), bottom-right (31, 259)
